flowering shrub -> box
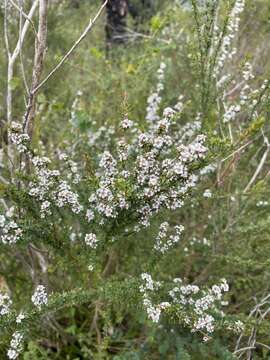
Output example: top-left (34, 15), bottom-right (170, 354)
top-left (0, 0), bottom-right (270, 358)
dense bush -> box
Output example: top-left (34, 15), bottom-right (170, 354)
top-left (0, 0), bottom-right (270, 359)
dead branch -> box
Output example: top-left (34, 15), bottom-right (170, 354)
top-left (23, 0), bottom-right (48, 139)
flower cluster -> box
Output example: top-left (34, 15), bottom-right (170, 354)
top-left (16, 312), bottom-right (26, 324)
top-left (31, 285), bottom-right (48, 309)
top-left (85, 233), bottom-right (98, 248)
top-left (140, 274), bottom-right (230, 337)
top-left (146, 62), bottom-right (166, 122)
top-left (85, 117), bottom-right (207, 231)
top-left (0, 215), bottom-right (22, 245)
top-left (215, 0), bottom-right (245, 76)
top-left (139, 273), bottom-right (167, 323)
top-left (223, 104), bottom-right (241, 124)
top-left (169, 278), bottom-right (229, 334)
top-left (7, 332), bottom-right (24, 360)
top-left (121, 116), bottom-right (134, 129)
top-left (0, 292), bottom-right (12, 316)
top-left (8, 122), bottom-right (30, 153)
top-left (154, 222), bottom-right (184, 253)
top-left (223, 62), bottom-right (256, 124)
top-left (81, 62), bottom-right (207, 240)
top-left (203, 189), bottom-right (212, 198)
top-left (7, 125), bottom-right (83, 220)
top-left (29, 156), bottom-right (83, 217)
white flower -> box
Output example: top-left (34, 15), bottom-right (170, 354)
top-left (85, 233), bottom-right (98, 248)
top-left (7, 332), bottom-right (23, 359)
top-left (163, 107), bottom-right (175, 118)
top-left (88, 264), bottom-right (94, 271)
top-left (31, 285), bottom-right (48, 309)
top-left (16, 312), bottom-right (26, 324)
top-left (0, 215), bottom-right (5, 227)
top-left (121, 117), bottom-right (134, 129)
top-left (0, 292), bottom-right (12, 316)
top-left (203, 189), bottom-right (212, 198)
top-left (86, 209), bottom-right (95, 222)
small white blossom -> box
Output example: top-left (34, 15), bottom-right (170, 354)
top-left (0, 292), bottom-right (12, 316)
top-left (16, 312), bottom-right (26, 324)
top-left (85, 233), bottom-right (98, 248)
top-left (31, 285), bottom-right (48, 309)
top-left (203, 189), bottom-right (212, 198)
top-left (7, 332), bottom-right (23, 359)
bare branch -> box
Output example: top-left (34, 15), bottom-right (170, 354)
top-left (234, 346), bottom-right (256, 355)
top-left (32, 0), bottom-right (108, 95)
top-left (23, 0), bottom-right (48, 139)
top-left (244, 133), bottom-right (270, 193)
top-left (10, 0), bottom-right (39, 66)
top-left (6, 0), bottom-right (39, 125)
top-left (19, 0), bottom-right (30, 95)
top-left (8, 0), bottom-right (38, 38)
top-left (4, 0), bottom-right (11, 59)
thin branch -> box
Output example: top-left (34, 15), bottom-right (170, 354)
top-left (244, 144), bottom-right (270, 193)
top-left (4, 0), bottom-right (11, 59)
top-left (23, 0), bottom-right (48, 138)
top-left (6, 0), bottom-right (39, 125)
top-left (10, 0), bottom-right (39, 66)
top-left (221, 140), bottom-right (253, 163)
top-left (256, 342), bottom-right (270, 351)
top-left (19, 0), bottom-right (30, 95)
top-left (234, 346), bottom-right (256, 355)
top-left (32, 0), bottom-right (108, 95)
top-left (9, 0), bottom-right (38, 38)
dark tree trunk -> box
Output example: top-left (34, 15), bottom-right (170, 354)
top-left (70, 0), bottom-right (80, 8)
top-left (103, 0), bottom-right (156, 52)
top-left (128, 0), bottom-right (154, 25)
top-left (104, 0), bottom-right (129, 50)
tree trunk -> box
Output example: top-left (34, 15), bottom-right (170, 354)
top-left (70, 0), bottom-right (80, 8)
top-left (129, 0), bottom-right (154, 25)
top-left (104, 0), bottom-right (129, 50)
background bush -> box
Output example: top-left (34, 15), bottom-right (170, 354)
top-left (0, 0), bottom-right (270, 359)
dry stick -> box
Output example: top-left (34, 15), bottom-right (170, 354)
top-left (19, 0), bottom-right (30, 96)
top-left (32, 0), bottom-right (109, 96)
top-left (244, 145), bottom-right (270, 193)
top-left (9, 0), bottom-right (38, 38)
top-left (4, 0), bottom-right (11, 59)
top-left (234, 294), bottom-right (270, 355)
top-left (221, 140), bottom-right (253, 162)
top-left (256, 342), bottom-right (270, 351)
top-left (6, 0), bottom-right (39, 125)
top-left (23, 0), bottom-right (48, 139)
top-left (3, 0), bottom-right (38, 177)
top-left (233, 346), bottom-right (256, 355)
top-left (23, 0), bottom-right (108, 136)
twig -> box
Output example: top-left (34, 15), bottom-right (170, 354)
top-left (256, 342), bottom-right (270, 351)
top-left (221, 140), bottom-right (253, 163)
top-left (19, 0), bottom-right (30, 95)
top-left (6, 0), bottom-right (39, 124)
top-left (32, 0), bottom-right (108, 95)
top-left (244, 133), bottom-right (270, 193)
top-left (23, 0), bottom-right (48, 139)
top-left (234, 346), bottom-right (256, 355)
top-left (9, 0), bottom-right (38, 38)
top-left (4, 0), bottom-right (11, 59)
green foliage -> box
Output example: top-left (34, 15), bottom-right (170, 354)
top-left (1, 0), bottom-right (270, 359)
